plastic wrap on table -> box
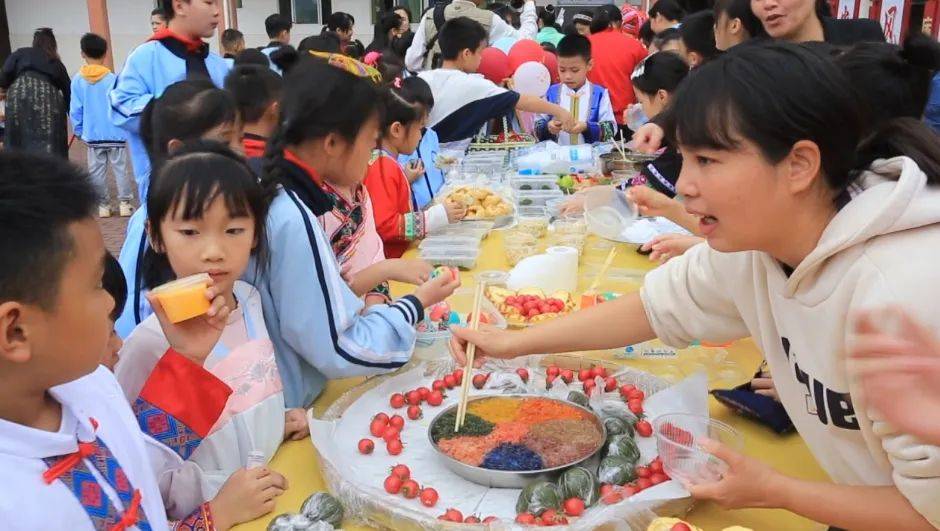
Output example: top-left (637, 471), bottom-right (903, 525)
top-left (308, 355), bottom-right (702, 530)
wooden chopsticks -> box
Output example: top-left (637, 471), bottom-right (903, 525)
top-left (455, 281), bottom-right (486, 431)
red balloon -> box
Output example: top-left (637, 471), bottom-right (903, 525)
top-left (478, 47), bottom-right (511, 84)
top-left (508, 39), bottom-right (545, 73)
top-left (542, 49), bottom-right (560, 84)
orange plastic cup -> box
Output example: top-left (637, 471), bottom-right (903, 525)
top-left (151, 273), bottom-right (211, 323)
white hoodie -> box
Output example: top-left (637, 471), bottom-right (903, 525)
top-left (641, 156), bottom-right (940, 527)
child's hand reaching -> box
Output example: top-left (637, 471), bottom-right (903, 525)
top-left (632, 122), bottom-right (665, 153)
top-left (385, 258), bottom-right (433, 285)
top-left (626, 185), bottom-right (682, 219)
top-left (209, 466), bottom-right (288, 530)
top-left (146, 283), bottom-right (230, 362)
top-left (284, 408), bottom-right (310, 441)
top-left (564, 121), bottom-right (588, 135)
top-left (444, 199), bottom-right (467, 223)
top-left (547, 120), bottom-right (563, 136)
top-left (413, 271), bottom-right (461, 309)
top-left (404, 160), bottom-right (425, 183)
top-left (642, 233), bottom-right (704, 263)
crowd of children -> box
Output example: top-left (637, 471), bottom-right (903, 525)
top-left (3, 0), bottom-right (940, 529)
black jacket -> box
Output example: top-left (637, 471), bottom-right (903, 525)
top-left (822, 16), bottom-right (885, 46)
top-left (0, 47), bottom-right (70, 101)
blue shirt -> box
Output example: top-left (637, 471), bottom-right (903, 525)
top-left (925, 73), bottom-right (940, 135)
top-left (70, 70), bottom-right (127, 145)
top-left (399, 128), bottom-right (445, 209)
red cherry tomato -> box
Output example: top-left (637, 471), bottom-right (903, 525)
top-left (516, 368), bottom-right (529, 383)
top-left (406, 390), bottom-right (422, 406)
top-left (390, 464), bottom-right (410, 480)
top-left (515, 513), bottom-right (537, 524)
top-left (372, 413), bottom-right (389, 425)
top-left (578, 368), bottom-right (592, 382)
top-left (382, 425), bottom-right (400, 443)
top-left (427, 390), bottom-right (444, 406)
top-left (464, 516), bottom-right (481, 523)
top-left (547, 366), bottom-right (560, 378)
top-left (591, 366), bottom-right (607, 378)
top-left (619, 383), bottom-right (636, 398)
top-left (419, 487), bottom-right (439, 507)
top-left (444, 374), bottom-right (457, 389)
top-left (560, 369), bottom-right (574, 383)
top-left (627, 388), bottom-right (645, 401)
top-left (386, 441), bottom-right (405, 458)
top-left (541, 509), bottom-right (559, 524)
top-left (671, 523), bottom-right (693, 531)
top-left (389, 414), bottom-right (405, 430)
top-left (649, 460), bottom-right (664, 474)
top-left (400, 479), bottom-right (419, 498)
top-left (621, 484), bottom-right (640, 497)
top-left (358, 438), bottom-right (374, 454)
top-left (636, 477), bottom-right (653, 490)
top-left (417, 386), bottom-right (431, 400)
top-left (407, 405), bottom-right (423, 420)
top-left (453, 368), bottom-right (464, 382)
top-left (604, 376), bottom-right (618, 392)
top-left (390, 393), bottom-right (405, 408)
top-left (636, 420), bottom-right (653, 437)
top-left (369, 418), bottom-right (387, 437)
top-left (472, 373), bottom-right (489, 390)
top-left (628, 399), bottom-right (644, 415)
top-left (563, 497), bottom-right (585, 516)
top-left (483, 516), bottom-right (499, 523)
top-left (635, 465), bottom-right (651, 478)
top-left (432, 379), bottom-right (446, 392)
top-left (383, 474), bottom-right (402, 494)
top-left (583, 379), bottom-right (596, 394)
top-left (651, 472), bottom-right (669, 485)
top-left (443, 508), bottom-right (463, 522)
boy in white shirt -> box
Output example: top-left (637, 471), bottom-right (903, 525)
top-left (535, 33), bottom-right (616, 145)
top-left (0, 152), bottom-right (169, 531)
top-left (418, 17), bottom-right (575, 144)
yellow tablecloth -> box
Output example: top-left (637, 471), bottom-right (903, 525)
top-left (236, 232), bottom-right (830, 531)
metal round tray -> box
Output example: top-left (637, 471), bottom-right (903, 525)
top-left (427, 394), bottom-right (607, 489)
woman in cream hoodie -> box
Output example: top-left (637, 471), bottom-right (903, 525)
top-left (451, 42), bottom-right (940, 530)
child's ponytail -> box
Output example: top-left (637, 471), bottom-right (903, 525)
top-left (856, 117), bottom-right (940, 186)
top-left (380, 76), bottom-right (433, 135)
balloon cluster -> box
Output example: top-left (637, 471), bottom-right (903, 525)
top-left (477, 37), bottom-right (560, 96)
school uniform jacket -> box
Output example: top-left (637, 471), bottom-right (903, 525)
top-left (109, 31), bottom-right (230, 200)
top-left (244, 155), bottom-right (424, 407)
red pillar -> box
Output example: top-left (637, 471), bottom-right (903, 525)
top-left (87, 0), bottom-right (113, 70)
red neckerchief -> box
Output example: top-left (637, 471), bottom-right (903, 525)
top-left (242, 134), bottom-right (267, 159)
top-left (284, 149), bottom-right (324, 185)
top-left (148, 29), bottom-right (206, 54)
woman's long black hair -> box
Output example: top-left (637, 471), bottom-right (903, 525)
top-left (590, 4), bottom-right (623, 34)
top-left (664, 41), bottom-right (940, 193)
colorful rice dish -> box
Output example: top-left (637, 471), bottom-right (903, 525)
top-left (431, 397), bottom-right (604, 472)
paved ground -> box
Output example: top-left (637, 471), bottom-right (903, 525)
top-left (70, 141), bottom-right (135, 256)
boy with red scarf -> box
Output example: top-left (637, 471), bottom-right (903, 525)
top-left (110, 0), bottom-right (231, 201)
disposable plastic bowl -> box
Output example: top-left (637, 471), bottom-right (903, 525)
top-left (553, 217), bottom-right (587, 235)
top-left (150, 273), bottom-right (211, 323)
top-left (653, 413), bottom-right (743, 486)
top-left (584, 186), bottom-right (638, 241)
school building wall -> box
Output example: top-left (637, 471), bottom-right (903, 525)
top-left (3, 0), bottom-right (378, 75)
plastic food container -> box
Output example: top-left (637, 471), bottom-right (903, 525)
top-left (419, 245), bottom-right (481, 270)
top-left (552, 217), bottom-right (587, 235)
top-left (515, 213), bottom-right (550, 239)
top-left (653, 413), bottom-right (743, 486)
top-left (511, 177), bottom-right (559, 192)
top-left (584, 186), bottom-right (638, 240)
top-left (546, 233), bottom-right (585, 255)
top-left (418, 235), bottom-right (481, 250)
top-left (503, 230), bottom-right (539, 266)
top-left (150, 273), bottom-right (211, 323)
top-left (515, 189), bottom-right (565, 207)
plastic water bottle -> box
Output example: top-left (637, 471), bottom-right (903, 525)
top-left (625, 103), bottom-right (649, 132)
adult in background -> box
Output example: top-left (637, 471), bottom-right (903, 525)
top-left (395, 4), bottom-right (414, 26)
top-left (261, 14), bottom-right (293, 75)
top-left (322, 12), bottom-right (356, 52)
top-left (752, 0), bottom-right (883, 44)
top-left (0, 28), bottom-right (69, 157)
top-left (588, 5), bottom-right (648, 135)
top-left (405, 0), bottom-right (537, 71)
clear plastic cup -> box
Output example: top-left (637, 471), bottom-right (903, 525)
top-left (653, 413), bottom-right (743, 485)
top-left (150, 273), bottom-right (211, 324)
top-left (584, 186), bottom-right (638, 240)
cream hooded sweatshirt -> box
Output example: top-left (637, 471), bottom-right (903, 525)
top-left (641, 156), bottom-right (940, 526)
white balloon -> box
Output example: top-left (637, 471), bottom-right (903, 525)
top-left (512, 61), bottom-right (551, 97)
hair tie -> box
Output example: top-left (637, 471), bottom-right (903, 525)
top-left (393, 77), bottom-right (403, 89)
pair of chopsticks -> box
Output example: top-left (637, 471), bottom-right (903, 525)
top-left (455, 281), bottom-right (486, 431)
top-left (587, 247), bottom-right (618, 294)
top-left (616, 130), bottom-right (629, 161)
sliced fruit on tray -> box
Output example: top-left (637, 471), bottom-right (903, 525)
top-left (485, 286), bottom-right (575, 326)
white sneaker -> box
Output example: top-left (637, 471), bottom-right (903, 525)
top-left (98, 205), bottom-right (112, 218)
top-left (119, 201), bottom-right (134, 217)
